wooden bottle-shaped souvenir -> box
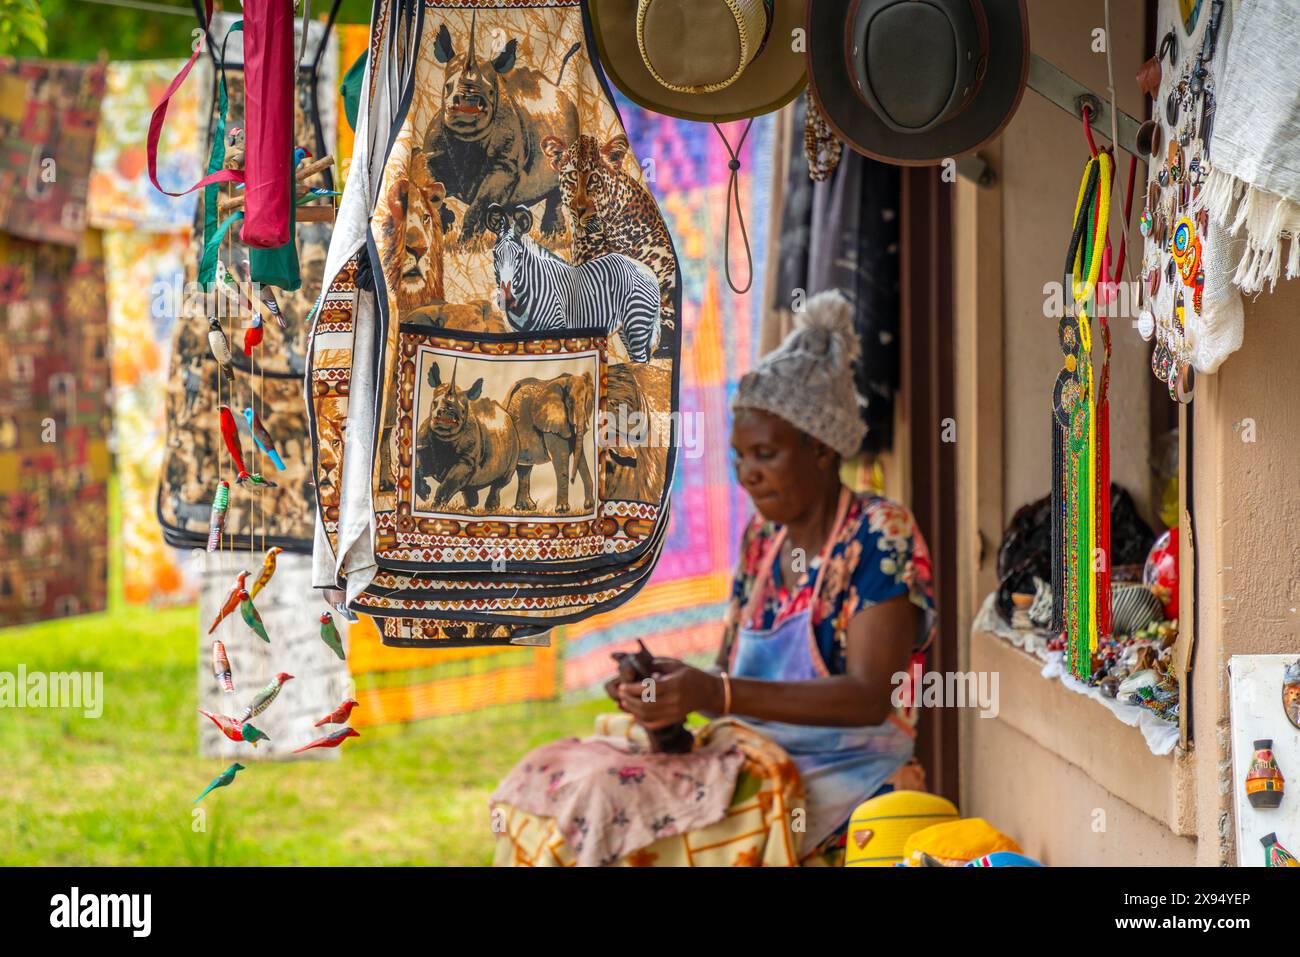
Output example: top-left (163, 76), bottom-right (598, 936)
top-left (1245, 740), bottom-right (1285, 810)
top-left (1261, 832), bottom-right (1300, 867)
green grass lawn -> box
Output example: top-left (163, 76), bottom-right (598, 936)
top-left (0, 483), bottom-right (610, 865)
top-left (0, 602), bottom-right (609, 865)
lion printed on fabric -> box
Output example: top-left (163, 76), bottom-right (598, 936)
top-left (381, 147), bottom-right (455, 312)
top-left (424, 12), bottom-right (580, 244)
top-left (540, 133), bottom-right (678, 334)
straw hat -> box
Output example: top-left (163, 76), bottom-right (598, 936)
top-left (588, 0), bottom-right (808, 123)
top-left (807, 0), bottom-right (1029, 165)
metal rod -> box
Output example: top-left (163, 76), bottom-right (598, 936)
top-left (1028, 52), bottom-right (1143, 158)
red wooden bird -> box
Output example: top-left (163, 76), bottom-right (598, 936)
top-left (207, 570), bottom-right (249, 634)
top-left (218, 404), bottom-right (250, 480)
top-left (314, 698), bottom-right (359, 727)
top-left (293, 727), bottom-right (360, 753)
top-left (243, 314), bottom-right (264, 356)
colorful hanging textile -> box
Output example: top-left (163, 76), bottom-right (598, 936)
top-left (1139, 0), bottom-right (1241, 388)
top-left (104, 230), bottom-right (199, 606)
top-left (88, 58), bottom-right (204, 233)
top-left (764, 93), bottom-right (899, 454)
top-left (237, 0), bottom-right (295, 250)
top-left (87, 55), bottom-right (206, 605)
top-left (1052, 153), bottom-right (1112, 678)
top-left (0, 58), bottom-right (106, 247)
top-left (561, 92), bottom-right (774, 696)
top-left (0, 232), bottom-right (110, 626)
top-left (308, 1), bottom-right (684, 647)
top-left (347, 615), bottom-right (558, 727)
top-left (157, 13), bottom-right (338, 554)
top-left (334, 22), bottom-right (371, 190)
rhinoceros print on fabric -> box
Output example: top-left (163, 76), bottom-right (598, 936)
top-left (423, 12), bottom-right (580, 244)
top-left (414, 356), bottom-right (519, 513)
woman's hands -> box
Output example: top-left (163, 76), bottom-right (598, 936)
top-left (604, 657), bottom-right (724, 730)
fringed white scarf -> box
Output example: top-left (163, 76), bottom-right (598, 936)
top-left (1195, 0), bottom-right (1300, 295)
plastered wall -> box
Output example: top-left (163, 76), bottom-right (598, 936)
top-left (1189, 277), bottom-right (1300, 866)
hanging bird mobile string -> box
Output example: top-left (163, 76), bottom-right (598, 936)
top-left (180, 12), bottom-right (359, 807)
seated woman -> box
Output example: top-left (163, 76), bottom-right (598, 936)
top-left (491, 291), bottom-right (936, 867)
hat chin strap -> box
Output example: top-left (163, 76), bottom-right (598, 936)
top-left (635, 0), bottom-right (771, 94)
top-left (848, 0), bottom-right (988, 134)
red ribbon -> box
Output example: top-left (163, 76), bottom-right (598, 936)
top-left (146, 0), bottom-right (244, 198)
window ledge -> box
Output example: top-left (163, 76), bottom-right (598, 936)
top-left (970, 628), bottom-right (1197, 836)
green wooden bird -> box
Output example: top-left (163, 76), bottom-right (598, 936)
top-left (318, 612), bottom-right (345, 660)
top-left (238, 590), bottom-right (270, 643)
top-left (236, 472), bottom-right (278, 490)
top-left (194, 763), bottom-right (245, 803)
top-left (240, 723), bottom-right (271, 746)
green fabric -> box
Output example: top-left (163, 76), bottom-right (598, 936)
top-left (340, 51), bottom-right (366, 133)
top-left (248, 144), bottom-right (300, 292)
top-left (200, 21), bottom-right (243, 287)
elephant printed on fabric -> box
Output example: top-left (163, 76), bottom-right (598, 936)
top-left (413, 355), bottom-right (519, 513)
top-left (423, 12), bottom-right (580, 245)
top-left (506, 372), bottom-right (595, 515)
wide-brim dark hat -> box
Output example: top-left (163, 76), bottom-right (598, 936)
top-left (808, 0), bottom-right (1029, 165)
top-left (590, 0), bottom-right (808, 123)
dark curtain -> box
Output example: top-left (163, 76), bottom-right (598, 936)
top-left (769, 93), bottom-right (901, 454)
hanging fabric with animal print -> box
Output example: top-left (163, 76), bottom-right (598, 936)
top-left (158, 13), bottom-right (338, 553)
top-left (308, 0), bottom-right (681, 646)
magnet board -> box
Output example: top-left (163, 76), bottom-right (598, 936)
top-left (1228, 654), bottom-right (1300, 865)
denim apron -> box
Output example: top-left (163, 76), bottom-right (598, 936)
top-left (729, 489), bottom-right (916, 850)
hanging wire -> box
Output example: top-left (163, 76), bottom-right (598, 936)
top-left (75, 0), bottom-right (196, 16)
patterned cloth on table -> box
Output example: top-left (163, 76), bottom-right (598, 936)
top-left (493, 715), bottom-right (803, 867)
top-left (560, 93), bottom-right (775, 694)
top-left (0, 232), bottom-right (110, 625)
top-left (0, 58), bottom-right (105, 247)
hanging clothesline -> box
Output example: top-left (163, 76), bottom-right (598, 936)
top-left (75, 0), bottom-right (196, 17)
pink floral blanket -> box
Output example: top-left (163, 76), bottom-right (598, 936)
top-left (491, 733), bottom-right (746, 867)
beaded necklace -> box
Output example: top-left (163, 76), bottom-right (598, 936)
top-left (1053, 153), bottom-right (1111, 678)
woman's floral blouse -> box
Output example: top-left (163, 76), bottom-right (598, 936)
top-left (722, 493), bottom-right (937, 675)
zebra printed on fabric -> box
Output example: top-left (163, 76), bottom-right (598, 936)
top-left (489, 204), bottom-right (661, 362)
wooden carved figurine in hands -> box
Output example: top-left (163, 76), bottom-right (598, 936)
top-left (611, 640), bottom-right (694, 754)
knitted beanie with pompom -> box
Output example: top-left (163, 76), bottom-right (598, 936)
top-left (731, 290), bottom-right (866, 458)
